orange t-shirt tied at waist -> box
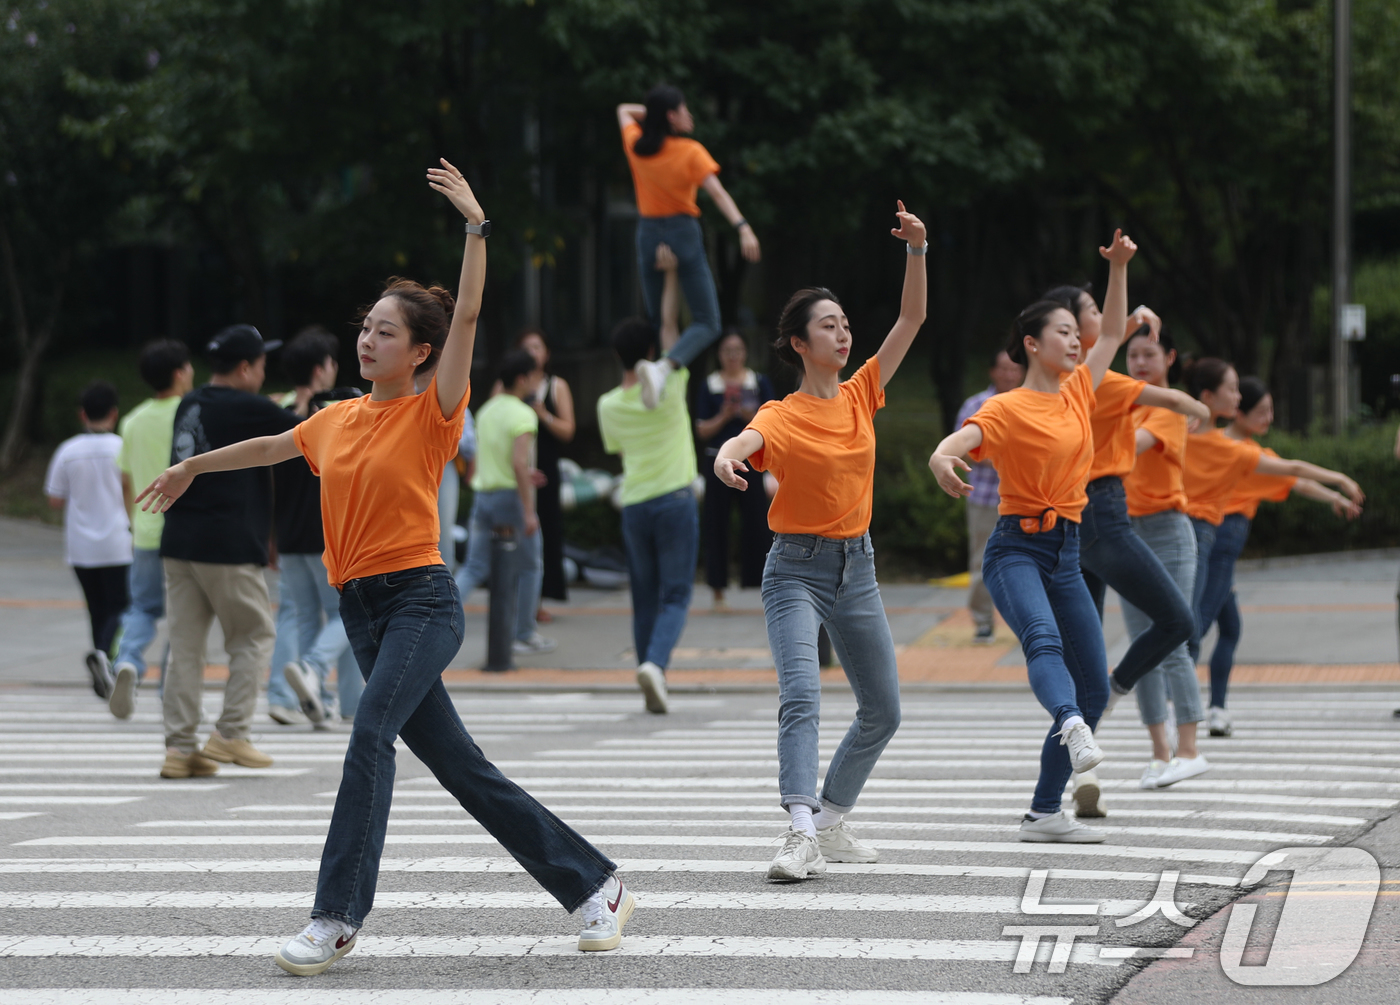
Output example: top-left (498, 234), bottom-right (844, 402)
top-left (293, 376), bottom-right (468, 587)
top-left (965, 365), bottom-right (1096, 532)
top-left (1182, 429), bottom-right (1263, 526)
top-left (1087, 368), bottom-right (1146, 482)
top-left (745, 357), bottom-right (883, 539)
top-left (621, 122), bottom-right (721, 218)
top-left (1123, 406), bottom-right (1188, 517)
top-left (1224, 445), bottom-right (1295, 519)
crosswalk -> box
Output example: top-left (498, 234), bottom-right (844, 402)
top-left (0, 684), bottom-right (1397, 1003)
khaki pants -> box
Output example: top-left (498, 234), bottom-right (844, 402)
top-left (162, 559), bottom-right (274, 753)
top-left (966, 502), bottom-right (1000, 632)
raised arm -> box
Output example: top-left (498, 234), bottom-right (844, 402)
top-left (136, 429), bottom-right (301, 514)
top-left (714, 428), bottom-right (765, 490)
top-left (1084, 229), bottom-right (1139, 389)
top-left (874, 201), bottom-right (928, 388)
top-left (1255, 454), bottom-right (1363, 504)
top-left (426, 158), bottom-right (487, 419)
top-left (1135, 384), bottom-right (1210, 428)
top-left (699, 174), bottom-right (760, 263)
top-left (927, 424), bottom-right (984, 498)
top-left (655, 243), bottom-right (682, 354)
top-left (616, 103), bottom-right (646, 132)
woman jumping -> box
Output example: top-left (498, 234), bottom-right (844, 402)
top-left (138, 161), bottom-right (635, 974)
top-left (714, 202), bottom-right (926, 881)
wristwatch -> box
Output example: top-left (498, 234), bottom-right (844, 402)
top-left (464, 220), bottom-right (492, 238)
top-left (907, 241), bottom-right (928, 256)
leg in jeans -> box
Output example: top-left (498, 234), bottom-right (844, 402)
top-left (819, 536), bottom-right (901, 813)
top-left (621, 498), bottom-right (661, 667)
top-left (456, 490), bottom-right (523, 597)
top-left (1210, 591), bottom-right (1243, 708)
top-left (316, 566), bottom-right (613, 928)
top-left (966, 502), bottom-right (999, 633)
top-left (738, 466), bottom-right (773, 588)
top-left (115, 547), bottom-right (164, 671)
top-left (1199, 514), bottom-right (1250, 709)
top-left (197, 562), bottom-right (275, 743)
top-left (162, 559), bottom-right (217, 754)
top-left (636, 215), bottom-right (723, 368)
top-left (297, 552), bottom-right (361, 714)
top-left (267, 554), bottom-right (322, 710)
top-left (1123, 510), bottom-right (1200, 727)
top-left (514, 526), bottom-right (543, 642)
top-left (640, 490), bottom-right (698, 669)
top-left (1187, 519), bottom-right (1218, 665)
top-left (1078, 479), bottom-right (1194, 692)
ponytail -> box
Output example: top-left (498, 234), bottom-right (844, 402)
top-left (633, 85), bottom-right (685, 158)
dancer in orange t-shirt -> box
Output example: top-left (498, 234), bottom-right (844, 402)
top-left (138, 161), bottom-right (634, 973)
top-left (929, 230), bottom-right (1142, 845)
top-left (714, 203), bottom-right (927, 882)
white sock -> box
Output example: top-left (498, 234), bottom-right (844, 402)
top-left (788, 805), bottom-right (816, 837)
top-left (1060, 714), bottom-right (1087, 733)
top-left (1026, 809), bottom-right (1054, 820)
top-left (813, 807), bottom-right (842, 831)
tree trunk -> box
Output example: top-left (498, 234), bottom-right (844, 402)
top-left (0, 216), bottom-right (65, 473)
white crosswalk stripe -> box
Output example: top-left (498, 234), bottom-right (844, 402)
top-left (1, 686), bottom-right (1396, 1003)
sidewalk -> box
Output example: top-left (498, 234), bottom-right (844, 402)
top-left (2, 515), bottom-right (1396, 690)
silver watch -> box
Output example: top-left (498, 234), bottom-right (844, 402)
top-left (907, 242), bottom-right (928, 256)
top-left (464, 220), bottom-right (492, 238)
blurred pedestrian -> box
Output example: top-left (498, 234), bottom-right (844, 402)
top-left (45, 380), bottom-right (132, 700)
top-left (519, 330), bottom-right (575, 613)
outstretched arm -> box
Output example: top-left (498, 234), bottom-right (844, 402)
top-left (714, 428), bottom-right (765, 490)
top-left (928, 424), bottom-right (984, 498)
top-left (1135, 384), bottom-right (1210, 429)
top-left (699, 174), bottom-right (760, 262)
top-left (616, 103), bottom-right (646, 131)
top-left (1084, 229), bottom-right (1140, 389)
top-left (874, 201), bottom-right (928, 388)
top-left (1256, 454), bottom-right (1364, 504)
top-left (136, 429), bottom-right (301, 513)
top-left (1292, 477), bottom-right (1363, 519)
top-left (426, 158), bottom-right (487, 419)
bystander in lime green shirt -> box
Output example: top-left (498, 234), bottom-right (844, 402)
top-left (471, 393), bottom-right (538, 493)
top-left (117, 396), bottom-right (181, 551)
top-left (597, 366), bottom-right (697, 506)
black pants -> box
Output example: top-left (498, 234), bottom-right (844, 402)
top-left (702, 462), bottom-right (772, 591)
top-left (537, 464), bottom-right (567, 601)
top-left (73, 564), bottom-right (130, 654)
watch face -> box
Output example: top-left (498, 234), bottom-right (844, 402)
top-left (479, 221), bottom-right (491, 238)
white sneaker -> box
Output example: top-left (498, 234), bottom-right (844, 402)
top-left (578, 873), bottom-right (635, 951)
top-left (767, 828), bottom-right (827, 881)
top-left (636, 661), bottom-right (668, 714)
top-left (636, 359), bottom-right (670, 409)
top-left (1071, 770), bottom-right (1107, 817)
top-left (512, 633), bottom-right (558, 655)
top-left (85, 650), bottom-right (114, 699)
top-left (1208, 706), bottom-right (1233, 737)
top-left (817, 819), bottom-right (878, 863)
top-left (269, 704), bottom-right (309, 726)
top-left (1056, 720), bottom-right (1104, 773)
top-left (283, 662), bottom-right (326, 723)
top-left (1155, 754), bottom-right (1211, 787)
top-left (108, 662), bottom-right (138, 719)
top-left (1019, 810), bottom-right (1106, 843)
top-left (1139, 759), bottom-right (1169, 789)
top-left (274, 916), bottom-right (357, 976)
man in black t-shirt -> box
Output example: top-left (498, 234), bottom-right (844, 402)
top-left (158, 324), bottom-right (296, 779)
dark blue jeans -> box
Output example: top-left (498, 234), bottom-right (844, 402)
top-left (635, 215), bottom-right (722, 368)
top-left (314, 565), bottom-right (614, 928)
top-left (1196, 513), bottom-right (1251, 708)
top-left (982, 518), bottom-right (1108, 815)
top-left (621, 488), bottom-right (699, 670)
top-left (1078, 477), bottom-right (1195, 691)
top-left (1211, 590), bottom-right (1243, 706)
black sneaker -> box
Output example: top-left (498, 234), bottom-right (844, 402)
top-left (85, 650), bottom-right (114, 699)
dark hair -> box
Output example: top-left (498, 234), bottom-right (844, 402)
top-left (208, 354), bottom-right (254, 376)
top-left (719, 327), bottom-right (747, 351)
top-left (498, 349), bottom-right (540, 389)
top-left (1183, 357), bottom-right (1234, 399)
top-left (365, 276), bottom-right (455, 377)
top-left (772, 287), bottom-right (841, 370)
top-left (1238, 375), bottom-right (1270, 415)
top-left (1005, 299), bottom-right (1075, 366)
top-left (137, 339), bottom-right (190, 393)
top-left (282, 327), bottom-right (341, 387)
top-left (1125, 326), bottom-right (1181, 383)
top-left (1042, 283), bottom-right (1094, 322)
top-left (610, 317), bottom-right (658, 370)
top-left (79, 380), bottom-right (118, 422)
top-left (632, 85), bottom-right (685, 157)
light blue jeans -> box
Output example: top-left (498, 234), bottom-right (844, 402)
top-left (115, 547), bottom-right (164, 673)
top-left (267, 552), bottom-right (363, 719)
top-left (764, 532), bottom-right (901, 814)
top-left (621, 488), bottom-right (699, 671)
top-left (1123, 510), bottom-right (1202, 726)
top-left (456, 489), bottom-right (542, 642)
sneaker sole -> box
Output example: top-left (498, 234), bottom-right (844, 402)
top-left (108, 666), bottom-right (137, 719)
top-left (1156, 763), bottom-right (1211, 788)
top-left (268, 708), bottom-right (305, 726)
top-left (820, 849), bottom-right (879, 864)
top-left (1018, 829), bottom-right (1106, 844)
top-left (1072, 779), bottom-right (1107, 818)
top-left (275, 935), bottom-right (356, 976)
top-left (766, 855), bottom-right (828, 881)
top-left (1209, 725), bottom-right (1232, 737)
top-left (578, 891), bottom-right (635, 952)
top-left (284, 664), bottom-right (326, 723)
top-left (636, 669), bottom-right (668, 714)
top-left (201, 742), bottom-right (272, 769)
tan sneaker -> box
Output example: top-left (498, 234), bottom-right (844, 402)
top-left (160, 748), bottom-right (220, 779)
top-left (202, 732), bottom-right (274, 768)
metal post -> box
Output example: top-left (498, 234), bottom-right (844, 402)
top-left (482, 525), bottom-right (520, 673)
top-left (1331, 0), bottom-right (1352, 433)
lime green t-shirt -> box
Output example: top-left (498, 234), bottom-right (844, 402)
top-left (597, 366), bottom-right (697, 506)
top-left (470, 393), bottom-right (538, 492)
top-left (117, 395), bottom-right (182, 550)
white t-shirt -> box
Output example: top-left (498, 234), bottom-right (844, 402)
top-left (44, 432), bottom-right (133, 568)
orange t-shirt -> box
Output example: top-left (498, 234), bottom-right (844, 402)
top-left (1183, 429), bottom-right (1263, 525)
top-left (293, 377), bottom-right (468, 587)
top-left (1123, 406), bottom-right (1188, 517)
top-left (965, 365), bottom-right (1096, 528)
top-left (621, 122), bottom-right (721, 218)
top-left (1224, 445), bottom-right (1295, 519)
top-left (745, 357), bottom-right (883, 538)
top-left (1087, 368), bottom-right (1146, 482)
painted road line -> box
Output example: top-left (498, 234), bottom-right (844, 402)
top-left (0, 989), bottom-right (1074, 1005)
top-left (0, 768), bottom-right (308, 777)
top-left (0, 797), bottom-right (142, 805)
top-left (0, 812), bottom-right (44, 820)
top-left (490, 759), bottom-right (1400, 776)
top-left (407, 776), bottom-right (1400, 794)
top-left (0, 783), bottom-right (227, 791)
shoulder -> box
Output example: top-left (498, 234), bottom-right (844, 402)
top-left (842, 356), bottom-right (882, 395)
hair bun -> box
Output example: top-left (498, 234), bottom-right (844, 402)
top-left (426, 284), bottom-right (456, 318)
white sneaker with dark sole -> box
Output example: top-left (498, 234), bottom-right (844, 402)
top-left (766, 828), bottom-right (827, 881)
top-left (108, 662), bottom-right (138, 719)
top-left (1071, 769), bottom-right (1107, 817)
top-left (1208, 707), bottom-right (1233, 737)
top-left (1155, 754), bottom-right (1211, 787)
top-left (1018, 811), bottom-right (1106, 843)
top-left (636, 661), bottom-right (668, 714)
top-left (85, 650), bottom-right (113, 700)
top-left (274, 917), bottom-right (357, 976)
top-left (284, 661), bottom-right (326, 723)
top-left (816, 820), bottom-right (878, 863)
top-left (578, 873), bottom-right (635, 951)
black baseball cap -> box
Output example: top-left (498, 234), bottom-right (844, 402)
top-left (206, 324), bottom-right (282, 363)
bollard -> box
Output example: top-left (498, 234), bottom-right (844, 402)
top-left (482, 524), bottom-right (521, 673)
